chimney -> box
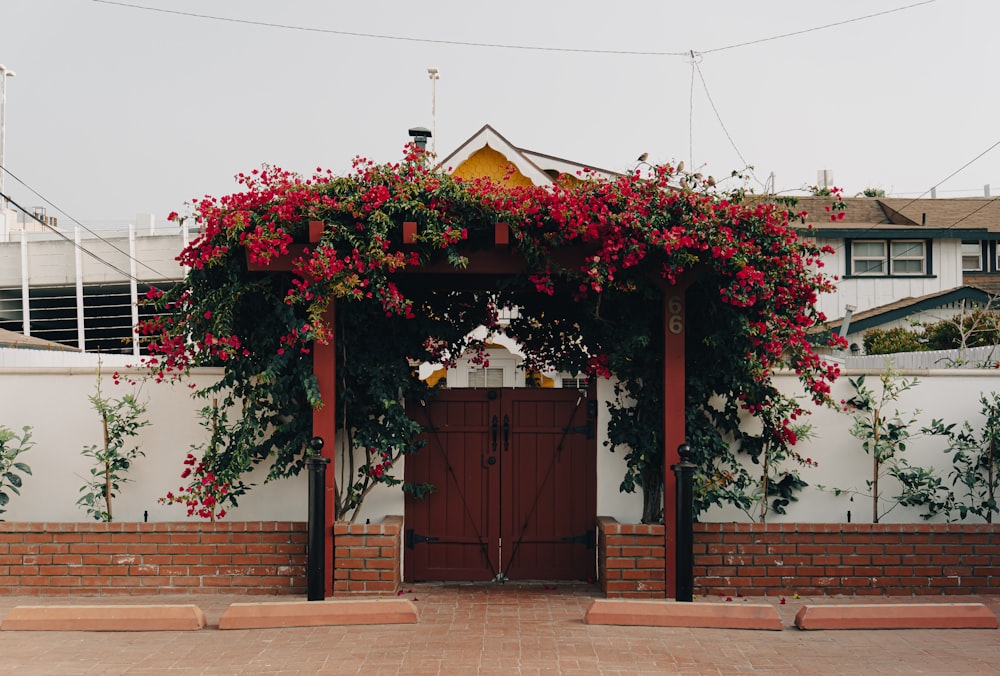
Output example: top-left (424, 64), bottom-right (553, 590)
top-left (817, 169), bottom-right (833, 188)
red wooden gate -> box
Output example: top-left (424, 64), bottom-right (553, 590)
top-left (404, 388), bottom-right (597, 582)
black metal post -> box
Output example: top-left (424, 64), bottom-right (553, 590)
top-left (306, 437), bottom-right (330, 601)
top-left (672, 442), bottom-right (696, 602)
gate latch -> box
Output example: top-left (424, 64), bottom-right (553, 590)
top-left (405, 529), bottom-right (441, 549)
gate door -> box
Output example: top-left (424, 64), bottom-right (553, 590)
top-left (404, 387), bottom-right (596, 582)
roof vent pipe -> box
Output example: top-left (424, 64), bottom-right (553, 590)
top-left (986, 184), bottom-right (991, 197)
top-left (408, 126), bottom-right (432, 152)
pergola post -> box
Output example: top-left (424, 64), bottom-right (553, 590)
top-left (662, 287), bottom-right (687, 598)
top-left (312, 301), bottom-right (337, 597)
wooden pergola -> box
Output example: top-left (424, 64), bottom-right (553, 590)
top-left (254, 220), bottom-right (691, 597)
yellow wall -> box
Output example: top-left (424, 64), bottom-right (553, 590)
top-left (452, 145), bottom-right (534, 187)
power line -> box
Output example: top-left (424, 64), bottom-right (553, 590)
top-left (2, 166), bottom-right (169, 279)
top-left (700, 0), bottom-right (938, 54)
top-left (799, 138), bottom-right (1000, 262)
top-left (2, 191), bottom-right (147, 283)
top-left (92, 0), bottom-right (686, 56)
top-left (92, 0), bottom-right (935, 58)
top-left (692, 59), bottom-right (769, 192)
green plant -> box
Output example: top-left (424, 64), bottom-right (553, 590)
top-left (840, 367), bottom-right (920, 522)
top-left (863, 327), bottom-right (925, 355)
top-left (159, 399), bottom-right (245, 521)
top-left (0, 425), bottom-right (34, 519)
top-left (903, 393), bottom-right (1000, 522)
top-left (78, 372), bottom-right (150, 522)
top-left (858, 187), bottom-right (886, 197)
top-left (861, 303), bottom-right (1000, 361)
top-left (140, 153), bottom-right (844, 524)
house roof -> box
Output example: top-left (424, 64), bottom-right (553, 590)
top-left (436, 124), bottom-right (620, 185)
top-left (0, 327), bottom-right (77, 351)
top-left (785, 196), bottom-right (1000, 238)
top-left (819, 286), bottom-right (994, 336)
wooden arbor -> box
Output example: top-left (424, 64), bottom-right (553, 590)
top-left (252, 220), bottom-right (691, 597)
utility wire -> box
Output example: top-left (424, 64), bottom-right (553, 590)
top-left (2, 191), bottom-right (145, 283)
top-left (692, 60), bottom-right (770, 191)
top-left (2, 166), bottom-right (169, 279)
top-left (700, 0), bottom-right (937, 54)
top-left (91, 0), bottom-right (686, 56)
top-left (92, 0), bottom-right (934, 58)
top-left (796, 138), bottom-right (1000, 263)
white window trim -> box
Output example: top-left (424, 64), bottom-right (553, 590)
top-left (962, 240), bottom-right (984, 272)
top-left (850, 240), bottom-right (887, 276)
top-left (850, 239), bottom-right (928, 277)
top-left (889, 240), bottom-right (926, 276)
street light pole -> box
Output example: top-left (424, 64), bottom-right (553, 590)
top-left (0, 64), bottom-right (15, 202)
top-left (427, 67), bottom-right (439, 155)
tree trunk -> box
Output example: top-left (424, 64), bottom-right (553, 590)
top-left (640, 465), bottom-right (663, 524)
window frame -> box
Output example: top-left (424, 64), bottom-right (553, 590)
top-left (848, 238), bottom-right (930, 277)
top-left (889, 240), bottom-right (926, 276)
top-left (962, 240), bottom-right (984, 272)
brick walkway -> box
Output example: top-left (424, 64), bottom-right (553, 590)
top-left (1, 584), bottom-right (998, 674)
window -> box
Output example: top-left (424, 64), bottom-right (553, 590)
top-left (468, 367), bottom-right (504, 388)
top-left (890, 240), bottom-right (926, 275)
top-left (849, 239), bottom-right (928, 276)
top-left (962, 240), bottom-right (984, 272)
top-left (851, 241), bottom-right (886, 275)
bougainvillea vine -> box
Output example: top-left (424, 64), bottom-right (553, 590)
top-left (141, 148), bottom-right (845, 523)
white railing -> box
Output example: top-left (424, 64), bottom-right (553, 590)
top-left (0, 223), bottom-right (189, 355)
top-left (845, 345), bottom-right (1000, 370)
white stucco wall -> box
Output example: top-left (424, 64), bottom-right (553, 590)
top-left (702, 368), bottom-right (1000, 524)
top-left (3, 358), bottom-right (998, 526)
top-left (0, 365), bottom-right (306, 523)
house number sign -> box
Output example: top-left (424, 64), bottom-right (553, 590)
top-left (667, 295), bottom-right (684, 335)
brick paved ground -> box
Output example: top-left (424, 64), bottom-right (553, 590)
top-left (1, 583), bottom-right (998, 674)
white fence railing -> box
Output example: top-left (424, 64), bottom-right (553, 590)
top-left (845, 345), bottom-right (1000, 370)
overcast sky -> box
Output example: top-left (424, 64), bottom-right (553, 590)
top-left (3, 0), bottom-right (998, 227)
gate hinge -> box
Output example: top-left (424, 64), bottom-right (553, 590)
top-left (560, 529), bottom-right (596, 549)
top-left (405, 529), bottom-right (441, 549)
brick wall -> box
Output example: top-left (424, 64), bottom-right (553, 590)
top-left (0, 521), bottom-right (307, 596)
top-left (333, 515), bottom-right (402, 596)
top-left (596, 516), bottom-right (665, 598)
top-left (695, 522), bottom-right (1000, 597)
top-left (597, 519), bottom-right (1000, 598)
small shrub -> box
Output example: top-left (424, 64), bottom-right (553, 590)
top-left (0, 426), bottom-right (33, 519)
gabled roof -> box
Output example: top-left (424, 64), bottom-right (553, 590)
top-left (436, 124), bottom-right (619, 185)
top-left (787, 196), bottom-right (1000, 238)
top-left (820, 286), bottom-right (995, 335)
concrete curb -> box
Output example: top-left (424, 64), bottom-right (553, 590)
top-left (0, 604), bottom-right (207, 632)
top-left (218, 598), bottom-right (419, 629)
top-left (794, 603), bottom-right (999, 630)
top-left (583, 599), bottom-right (784, 630)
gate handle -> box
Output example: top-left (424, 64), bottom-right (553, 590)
top-left (503, 415), bottom-right (510, 452)
top-left (491, 415), bottom-right (498, 454)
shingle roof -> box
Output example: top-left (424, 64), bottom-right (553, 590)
top-left (817, 286), bottom-right (995, 334)
top-left (785, 196), bottom-right (1000, 233)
